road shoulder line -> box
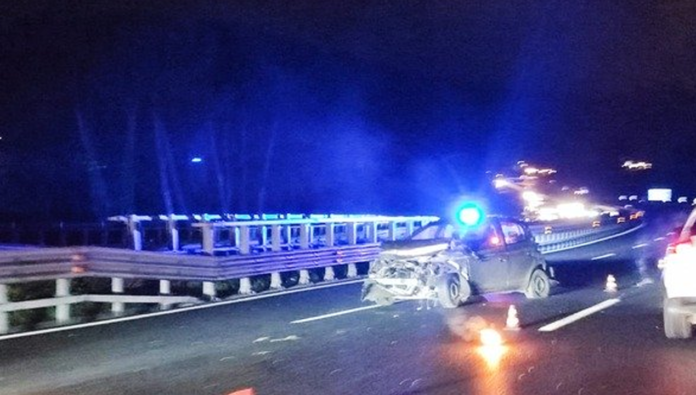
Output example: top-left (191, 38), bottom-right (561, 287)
top-left (538, 298), bottom-right (621, 332)
top-left (291, 304), bottom-right (384, 324)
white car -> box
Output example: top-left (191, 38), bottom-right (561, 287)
top-left (662, 207), bottom-right (696, 339)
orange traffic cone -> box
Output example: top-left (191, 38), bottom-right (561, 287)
top-left (505, 305), bottom-right (520, 331)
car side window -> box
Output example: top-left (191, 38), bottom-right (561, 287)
top-left (461, 224), bottom-right (503, 251)
top-left (500, 221), bottom-right (525, 245)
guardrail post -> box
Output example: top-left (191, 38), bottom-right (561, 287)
top-left (168, 221), bottom-right (180, 251)
top-left (55, 278), bottom-right (71, 324)
top-left (299, 270), bottom-right (311, 285)
top-left (324, 266), bottom-right (335, 281)
top-left (325, 223), bottom-right (335, 247)
top-left (239, 225), bottom-right (251, 254)
top-left (406, 221), bottom-right (415, 237)
top-left (202, 281), bottom-right (216, 300)
top-left (299, 224), bottom-right (310, 249)
top-left (239, 278), bottom-right (253, 294)
top-left (388, 221), bottom-right (399, 241)
top-left (159, 279), bottom-right (172, 309)
top-left (347, 222), bottom-right (358, 244)
top-left (260, 226), bottom-right (269, 250)
top-left (347, 263), bottom-right (358, 278)
top-left (271, 225), bottom-right (282, 252)
top-left (200, 223), bottom-right (215, 255)
top-left (111, 277), bottom-right (125, 315)
top-left (159, 279), bottom-right (171, 295)
top-left (131, 220), bottom-right (143, 251)
top-left (232, 226), bottom-right (241, 247)
top-left (270, 272), bottom-right (283, 289)
top-left (367, 222), bottom-right (378, 243)
top-left (0, 283), bottom-right (9, 333)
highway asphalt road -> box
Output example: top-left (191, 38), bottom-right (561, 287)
top-left (1, 218), bottom-right (695, 395)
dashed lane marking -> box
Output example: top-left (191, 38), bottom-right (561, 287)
top-left (538, 298), bottom-right (621, 332)
top-left (291, 304), bottom-right (385, 324)
top-left (631, 243), bottom-right (649, 249)
top-left (591, 253), bottom-right (616, 260)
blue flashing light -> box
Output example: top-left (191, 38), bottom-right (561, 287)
top-left (455, 203), bottom-right (485, 227)
top-left (191, 157), bottom-right (203, 163)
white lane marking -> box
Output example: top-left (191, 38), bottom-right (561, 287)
top-left (538, 298), bottom-right (621, 332)
top-left (654, 237), bottom-right (666, 241)
top-left (632, 243), bottom-right (649, 249)
top-left (542, 224), bottom-right (645, 255)
top-left (291, 304), bottom-right (384, 324)
top-left (0, 278), bottom-right (366, 342)
top-left (591, 253), bottom-right (616, 261)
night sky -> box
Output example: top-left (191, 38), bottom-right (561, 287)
top-left (1, 1), bottom-right (695, 220)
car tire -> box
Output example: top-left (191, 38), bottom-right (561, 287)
top-left (437, 274), bottom-right (470, 308)
top-left (664, 298), bottom-right (692, 339)
top-left (525, 268), bottom-right (551, 299)
top-left (361, 282), bottom-right (394, 306)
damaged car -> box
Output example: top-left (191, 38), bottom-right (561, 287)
top-left (361, 217), bottom-right (552, 308)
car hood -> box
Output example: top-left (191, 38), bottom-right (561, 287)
top-left (380, 239), bottom-right (450, 258)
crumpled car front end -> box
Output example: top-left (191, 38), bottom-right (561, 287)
top-left (361, 241), bottom-right (461, 305)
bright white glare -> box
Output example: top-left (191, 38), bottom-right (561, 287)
top-left (522, 191), bottom-right (541, 202)
top-left (480, 328), bottom-right (503, 347)
top-left (523, 167), bottom-right (539, 175)
top-left (537, 208), bottom-right (559, 222)
top-left (191, 157), bottom-right (203, 163)
top-left (477, 328), bottom-right (506, 369)
top-left (622, 160), bottom-right (652, 170)
top-left (556, 202), bottom-right (598, 219)
top-left (493, 179), bottom-right (509, 189)
top-left (647, 188), bottom-right (672, 202)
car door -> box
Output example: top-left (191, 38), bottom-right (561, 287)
top-left (500, 220), bottom-right (538, 291)
top-left (465, 221), bottom-right (509, 292)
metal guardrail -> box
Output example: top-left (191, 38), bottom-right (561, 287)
top-left (0, 214), bottom-right (435, 334)
top-left (0, 215), bottom-right (642, 335)
top-left (534, 221), bottom-right (641, 254)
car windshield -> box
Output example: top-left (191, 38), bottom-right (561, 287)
top-left (410, 222), bottom-right (456, 240)
top-left (3, 3), bottom-right (696, 395)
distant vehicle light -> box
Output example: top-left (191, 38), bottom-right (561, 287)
top-left (191, 157), bottom-right (203, 163)
top-left (629, 195), bottom-right (638, 201)
top-left (647, 188), bottom-right (672, 202)
top-left (493, 179), bottom-right (509, 189)
top-left (618, 195), bottom-right (628, 201)
top-left (455, 203), bottom-right (485, 227)
top-left (678, 197), bottom-right (688, 204)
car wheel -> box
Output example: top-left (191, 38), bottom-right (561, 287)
top-left (361, 282), bottom-right (394, 306)
top-left (525, 268), bottom-right (551, 299)
top-left (437, 274), bottom-right (469, 308)
top-left (664, 298), bottom-right (692, 339)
